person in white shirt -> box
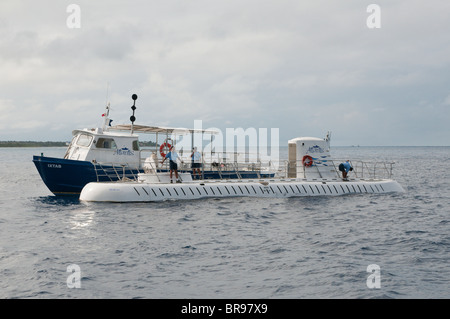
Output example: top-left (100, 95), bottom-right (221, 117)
top-left (161, 146), bottom-right (183, 183)
top-left (190, 147), bottom-right (202, 180)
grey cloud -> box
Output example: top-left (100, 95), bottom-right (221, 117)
top-left (0, 0), bottom-right (449, 145)
top-left (42, 25), bottom-right (138, 63)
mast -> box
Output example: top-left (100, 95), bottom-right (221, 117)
top-left (102, 82), bottom-right (111, 131)
top-left (130, 94), bottom-right (138, 135)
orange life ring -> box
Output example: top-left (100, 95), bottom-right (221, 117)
top-left (159, 142), bottom-right (172, 158)
top-left (302, 155), bottom-right (313, 167)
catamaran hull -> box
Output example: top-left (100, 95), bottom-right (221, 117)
top-left (80, 179), bottom-right (404, 202)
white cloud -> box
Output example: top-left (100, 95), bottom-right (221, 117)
top-left (0, 0), bottom-right (449, 145)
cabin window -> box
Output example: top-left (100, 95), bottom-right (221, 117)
top-left (132, 140), bottom-right (140, 151)
top-left (96, 138), bottom-right (117, 149)
top-left (76, 134), bottom-right (93, 147)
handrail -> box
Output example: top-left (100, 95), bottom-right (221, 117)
top-left (92, 156), bottom-right (395, 183)
top-left (281, 158), bottom-right (395, 180)
top-left (92, 162), bottom-right (140, 182)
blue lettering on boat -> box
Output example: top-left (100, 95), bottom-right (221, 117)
top-left (308, 145), bottom-right (325, 153)
top-left (114, 147), bottom-right (134, 156)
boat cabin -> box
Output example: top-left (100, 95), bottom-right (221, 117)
top-left (64, 128), bottom-right (141, 167)
top-left (288, 132), bottom-right (336, 180)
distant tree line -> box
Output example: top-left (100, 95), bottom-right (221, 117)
top-left (0, 141), bottom-right (159, 147)
top-left (139, 141), bottom-right (159, 147)
top-left (0, 141), bottom-right (68, 147)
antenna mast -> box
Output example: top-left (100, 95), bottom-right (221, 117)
top-left (130, 94), bottom-right (138, 134)
top-left (102, 82), bottom-right (111, 131)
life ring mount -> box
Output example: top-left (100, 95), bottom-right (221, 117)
top-left (302, 155), bottom-right (313, 167)
top-left (159, 142), bottom-right (172, 158)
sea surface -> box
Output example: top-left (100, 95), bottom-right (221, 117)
top-left (0, 146), bottom-right (449, 299)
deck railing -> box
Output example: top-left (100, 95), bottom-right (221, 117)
top-left (92, 162), bottom-right (141, 182)
top-left (280, 159), bottom-right (395, 180)
top-left (92, 154), bottom-right (396, 183)
top-left (139, 149), bottom-right (276, 180)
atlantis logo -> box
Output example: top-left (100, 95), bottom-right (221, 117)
top-left (307, 145), bottom-right (325, 153)
top-left (114, 147), bottom-right (134, 156)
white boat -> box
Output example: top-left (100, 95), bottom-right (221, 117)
top-left (33, 94), bottom-right (275, 195)
top-left (79, 133), bottom-right (404, 202)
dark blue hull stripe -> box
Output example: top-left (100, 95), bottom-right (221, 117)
top-left (33, 156), bottom-right (273, 195)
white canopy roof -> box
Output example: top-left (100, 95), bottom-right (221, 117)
top-left (108, 124), bottom-right (219, 135)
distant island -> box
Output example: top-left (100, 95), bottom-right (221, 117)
top-left (139, 141), bottom-right (159, 147)
top-left (0, 141), bottom-right (159, 147)
top-left (0, 141), bottom-right (68, 147)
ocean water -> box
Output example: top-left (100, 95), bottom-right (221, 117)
top-left (0, 146), bottom-right (449, 299)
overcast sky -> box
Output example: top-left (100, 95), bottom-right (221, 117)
top-left (1, 0), bottom-right (449, 146)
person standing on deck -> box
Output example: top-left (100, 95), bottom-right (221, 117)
top-left (161, 146), bottom-right (183, 183)
top-left (190, 147), bottom-right (202, 179)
